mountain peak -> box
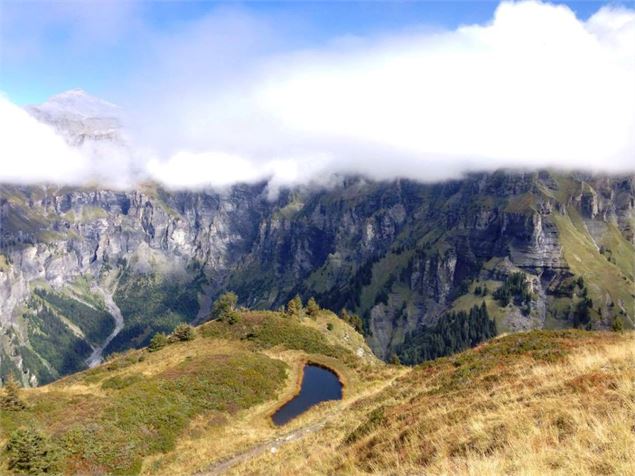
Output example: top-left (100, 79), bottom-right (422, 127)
top-left (24, 89), bottom-right (124, 147)
top-left (32, 89), bottom-right (121, 119)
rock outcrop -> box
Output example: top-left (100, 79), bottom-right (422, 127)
top-left (1, 172), bottom-right (634, 384)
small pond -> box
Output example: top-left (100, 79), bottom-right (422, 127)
top-left (272, 364), bottom-right (343, 426)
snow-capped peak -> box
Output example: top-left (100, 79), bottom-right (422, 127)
top-left (25, 89), bottom-right (124, 147)
top-left (31, 89), bottom-right (121, 119)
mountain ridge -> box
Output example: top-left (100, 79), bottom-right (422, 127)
top-left (1, 170), bottom-right (633, 386)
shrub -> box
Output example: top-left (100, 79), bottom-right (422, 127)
top-left (148, 333), bottom-right (169, 352)
top-left (101, 374), bottom-right (143, 390)
top-left (225, 311), bottom-right (241, 325)
top-left (339, 309), bottom-right (364, 334)
top-left (5, 428), bottom-right (59, 475)
top-left (170, 324), bottom-right (195, 342)
top-left (1, 374), bottom-right (26, 411)
top-left (612, 316), bottom-right (624, 332)
top-left (212, 292), bottom-right (238, 321)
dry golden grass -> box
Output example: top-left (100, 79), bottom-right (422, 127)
top-left (4, 310), bottom-right (632, 476)
top-left (225, 331), bottom-right (634, 476)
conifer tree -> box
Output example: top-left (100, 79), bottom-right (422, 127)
top-left (6, 427), bottom-right (58, 474)
top-left (212, 291), bottom-right (238, 321)
top-left (397, 303), bottom-right (497, 365)
top-left (286, 294), bottom-right (303, 318)
top-left (1, 374), bottom-right (26, 411)
top-left (306, 297), bottom-right (320, 318)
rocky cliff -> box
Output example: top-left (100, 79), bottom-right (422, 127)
top-left (1, 171), bottom-right (634, 385)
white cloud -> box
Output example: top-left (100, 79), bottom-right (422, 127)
top-left (0, 95), bottom-right (89, 184)
top-left (146, 151), bottom-right (263, 189)
top-left (2, 1), bottom-right (634, 189)
top-left (253, 1), bottom-right (635, 178)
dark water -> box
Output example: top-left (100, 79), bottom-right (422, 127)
top-left (272, 364), bottom-right (343, 426)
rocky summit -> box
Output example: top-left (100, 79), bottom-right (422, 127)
top-left (1, 171), bottom-right (633, 386)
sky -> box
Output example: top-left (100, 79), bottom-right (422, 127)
top-left (1, 0), bottom-right (634, 189)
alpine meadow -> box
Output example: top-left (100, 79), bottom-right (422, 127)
top-left (1, 1), bottom-right (634, 475)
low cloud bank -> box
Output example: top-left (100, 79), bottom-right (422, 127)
top-left (1, 1), bottom-right (634, 189)
top-left (0, 95), bottom-right (89, 184)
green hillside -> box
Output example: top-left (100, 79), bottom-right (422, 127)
top-left (2, 307), bottom-right (632, 475)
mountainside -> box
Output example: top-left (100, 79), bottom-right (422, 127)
top-left (1, 170), bottom-right (634, 385)
top-left (1, 309), bottom-right (632, 475)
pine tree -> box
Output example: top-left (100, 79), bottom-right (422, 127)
top-left (338, 309), bottom-right (364, 333)
top-left (349, 314), bottom-right (364, 333)
top-left (1, 374), bottom-right (26, 411)
top-left (6, 427), bottom-right (59, 474)
top-left (306, 297), bottom-right (320, 318)
top-left (212, 291), bottom-right (238, 321)
top-left (286, 295), bottom-right (303, 318)
top-left (397, 303), bottom-right (497, 365)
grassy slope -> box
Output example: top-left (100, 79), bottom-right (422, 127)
top-left (0, 310), bottom-right (386, 475)
top-left (3, 315), bottom-right (632, 476)
top-left (231, 330), bottom-right (635, 476)
top-left (599, 222), bottom-right (635, 282)
top-left (551, 210), bottom-right (635, 327)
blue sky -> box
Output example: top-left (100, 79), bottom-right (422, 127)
top-left (0, 0), bottom-right (630, 105)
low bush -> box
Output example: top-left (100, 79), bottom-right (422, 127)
top-left (148, 332), bottom-right (168, 352)
top-left (169, 324), bottom-right (195, 342)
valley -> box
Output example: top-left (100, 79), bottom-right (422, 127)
top-left (3, 2), bottom-right (635, 474)
top-left (1, 171), bottom-right (633, 386)
top-left (86, 286), bottom-right (125, 368)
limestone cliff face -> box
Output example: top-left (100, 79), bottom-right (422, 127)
top-left (1, 172), bottom-right (634, 384)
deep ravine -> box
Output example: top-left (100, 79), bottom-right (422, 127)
top-left (86, 286), bottom-right (125, 368)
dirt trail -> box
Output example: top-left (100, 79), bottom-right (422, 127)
top-left (86, 286), bottom-right (124, 368)
top-left (196, 420), bottom-right (327, 476)
top-left (195, 370), bottom-right (408, 476)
